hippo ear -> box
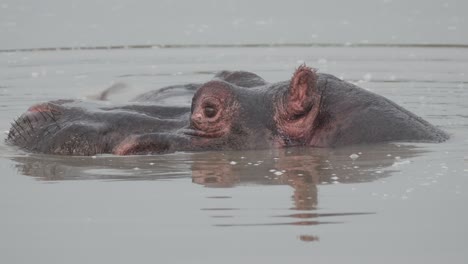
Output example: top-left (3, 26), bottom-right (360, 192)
top-left (274, 65), bottom-right (320, 142)
top-left (285, 65), bottom-right (318, 116)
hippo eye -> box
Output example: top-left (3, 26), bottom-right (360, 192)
top-left (204, 105), bottom-right (218, 118)
top-left (292, 112), bottom-right (306, 120)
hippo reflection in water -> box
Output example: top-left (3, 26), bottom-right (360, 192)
top-left (7, 65), bottom-right (448, 155)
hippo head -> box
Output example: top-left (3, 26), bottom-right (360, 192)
top-left (188, 65), bottom-right (321, 149)
top-left (7, 66), bottom-right (323, 155)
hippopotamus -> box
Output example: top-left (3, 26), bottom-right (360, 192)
top-left (6, 65), bottom-right (448, 155)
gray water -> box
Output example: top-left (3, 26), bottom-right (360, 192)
top-left (1, 1), bottom-right (468, 264)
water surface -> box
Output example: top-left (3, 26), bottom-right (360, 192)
top-left (0, 46), bottom-right (467, 263)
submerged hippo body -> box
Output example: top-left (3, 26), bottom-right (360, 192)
top-left (7, 66), bottom-right (448, 155)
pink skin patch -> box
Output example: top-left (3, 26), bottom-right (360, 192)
top-left (113, 135), bottom-right (167, 155)
top-left (28, 103), bottom-right (57, 113)
top-left (113, 137), bottom-right (138, 155)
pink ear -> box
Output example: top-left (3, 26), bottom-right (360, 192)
top-left (287, 65), bottom-right (318, 115)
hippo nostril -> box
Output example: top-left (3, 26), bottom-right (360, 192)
top-left (193, 113), bottom-right (203, 122)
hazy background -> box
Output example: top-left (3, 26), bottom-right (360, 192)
top-left (1, 1), bottom-right (468, 264)
top-left (1, 0), bottom-right (467, 50)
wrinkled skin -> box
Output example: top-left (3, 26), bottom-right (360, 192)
top-left (6, 66), bottom-right (448, 155)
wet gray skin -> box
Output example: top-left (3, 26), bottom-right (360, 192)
top-left (6, 66), bottom-right (448, 155)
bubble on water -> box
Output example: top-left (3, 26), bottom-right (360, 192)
top-left (375, 170), bottom-right (383, 174)
top-left (240, 156), bottom-right (245, 159)
top-left (255, 19), bottom-right (272, 26)
top-left (393, 160), bottom-right (411, 167)
top-left (349, 153), bottom-right (359, 160)
top-left (229, 161), bottom-right (237, 165)
top-left (317, 58), bottom-right (327, 64)
top-left (331, 176), bottom-right (339, 180)
top-left (91, 156), bottom-right (97, 159)
top-left (274, 171), bottom-right (283, 176)
top-left (332, 181), bottom-right (340, 184)
top-left (269, 169), bottom-right (276, 172)
top-left (74, 74), bottom-right (88, 79)
top-left (363, 73), bottom-right (372, 82)
top-left (406, 188), bottom-right (414, 193)
top-left (149, 162), bottom-right (155, 165)
top-left (297, 173), bottom-right (304, 176)
top-left (387, 154), bottom-right (392, 157)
